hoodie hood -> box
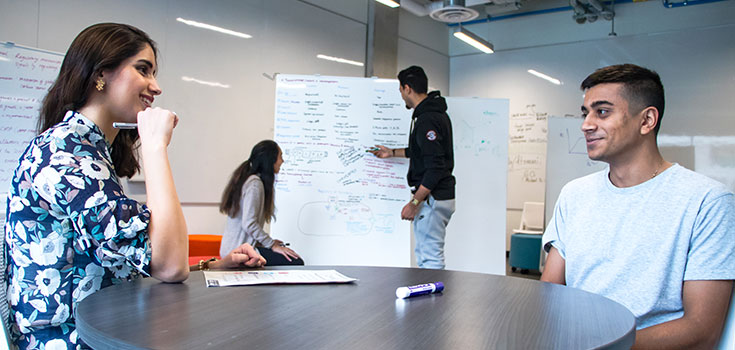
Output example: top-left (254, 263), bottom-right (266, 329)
top-left (413, 91), bottom-right (447, 119)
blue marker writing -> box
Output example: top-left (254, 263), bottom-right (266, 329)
top-left (395, 282), bottom-right (444, 299)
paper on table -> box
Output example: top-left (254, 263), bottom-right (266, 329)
top-left (203, 269), bottom-right (358, 287)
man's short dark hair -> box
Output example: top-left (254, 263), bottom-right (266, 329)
top-left (581, 64), bottom-right (665, 134)
top-left (397, 66), bottom-right (428, 94)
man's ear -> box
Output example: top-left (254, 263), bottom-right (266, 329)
top-left (639, 106), bottom-right (659, 136)
top-left (401, 84), bottom-right (413, 95)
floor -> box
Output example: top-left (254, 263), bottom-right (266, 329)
top-left (505, 252), bottom-right (541, 280)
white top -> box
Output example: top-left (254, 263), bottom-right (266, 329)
top-left (219, 175), bottom-right (275, 257)
top-left (543, 164), bottom-right (735, 329)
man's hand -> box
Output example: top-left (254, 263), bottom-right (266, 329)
top-left (401, 201), bottom-right (420, 220)
top-left (211, 243), bottom-right (266, 269)
top-left (370, 145), bottom-right (392, 158)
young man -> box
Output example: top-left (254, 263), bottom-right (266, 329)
top-left (371, 66), bottom-right (455, 269)
top-left (541, 64), bottom-right (735, 349)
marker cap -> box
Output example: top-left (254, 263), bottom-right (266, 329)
top-left (395, 282), bottom-right (444, 299)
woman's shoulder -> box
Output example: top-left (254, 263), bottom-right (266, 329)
top-left (243, 175), bottom-right (264, 190)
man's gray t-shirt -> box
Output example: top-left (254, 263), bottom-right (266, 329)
top-left (543, 164), bottom-right (735, 329)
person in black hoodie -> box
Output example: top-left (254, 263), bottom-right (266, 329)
top-left (371, 66), bottom-right (456, 269)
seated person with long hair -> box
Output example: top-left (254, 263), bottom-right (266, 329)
top-left (219, 140), bottom-right (304, 265)
top-left (4, 23), bottom-right (265, 349)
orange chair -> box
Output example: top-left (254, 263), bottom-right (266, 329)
top-left (188, 234), bottom-right (222, 266)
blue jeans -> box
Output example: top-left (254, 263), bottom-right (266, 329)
top-left (413, 195), bottom-right (455, 269)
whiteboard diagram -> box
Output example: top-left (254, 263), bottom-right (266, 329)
top-left (297, 200), bottom-right (375, 236)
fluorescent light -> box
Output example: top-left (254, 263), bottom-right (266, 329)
top-left (527, 69), bottom-right (561, 85)
top-left (453, 27), bottom-right (494, 54)
top-left (0, 57), bottom-right (9, 62)
top-left (176, 17), bottom-right (252, 39)
top-left (181, 76), bottom-right (230, 88)
top-left (316, 54), bottom-right (364, 67)
top-left (375, 0), bottom-right (400, 8)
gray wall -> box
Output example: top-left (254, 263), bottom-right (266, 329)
top-left (447, 0), bottom-right (735, 249)
top-left (0, 0), bottom-right (450, 234)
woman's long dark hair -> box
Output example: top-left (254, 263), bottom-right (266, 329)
top-left (39, 23), bottom-right (158, 178)
top-left (220, 140), bottom-right (280, 222)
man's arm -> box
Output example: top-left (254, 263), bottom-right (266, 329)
top-left (632, 280), bottom-right (733, 350)
top-left (370, 145), bottom-right (406, 158)
top-left (540, 246), bottom-right (566, 285)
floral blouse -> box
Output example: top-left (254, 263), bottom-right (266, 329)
top-left (4, 111), bottom-right (152, 349)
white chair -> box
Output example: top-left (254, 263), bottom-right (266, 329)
top-left (512, 202), bottom-right (545, 234)
top-left (717, 286), bottom-right (735, 350)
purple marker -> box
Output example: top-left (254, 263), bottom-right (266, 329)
top-left (395, 282), bottom-right (444, 299)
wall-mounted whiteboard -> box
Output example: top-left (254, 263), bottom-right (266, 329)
top-left (271, 74), bottom-right (412, 267)
top-left (507, 106), bottom-right (547, 209)
top-left (445, 97), bottom-right (508, 275)
top-left (545, 116), bottom-right (607, 226)
top-left (0, 42), bottom-right (63, 207)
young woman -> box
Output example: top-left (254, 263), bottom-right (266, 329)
top-left (220, 140), bottom-right (304, 265)
top-left (4, 23), bottom-right (264, 349)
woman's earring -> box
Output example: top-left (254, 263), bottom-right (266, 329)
top-left (95, 78), bottom-right (105, 91)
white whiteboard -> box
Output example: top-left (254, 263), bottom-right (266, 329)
top-left (271, 74), bottom-right (412, 267)
top-left (444, 97), bottom-right (508, 275)
top-left (507, 106), bottom-right (547, 209)
top-left (545, 116), bottom-right (607, 226)
top-left (0, 42), bottom-right (63, 206)
top-left (269, 76), bottom-right (510, 272)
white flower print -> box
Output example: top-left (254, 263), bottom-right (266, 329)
top-left (119, 217), bottom-right (147, 239)
top-left (69, 115), bottom-right (91, 136)
top-left (8, 196), bottom-right (30, 213)
top-left (19, 146), bottom-right (42, 174)
top-left (34, 268), bottom-right (61, 297)
top-left (28, 299), bottom-right (47, 313)
top-left (7, 268), bottom-right (24, 305)
top-left (29, 232), bottom-right (65, 266)
top-left (84, 190), bottom-right (108, 208)
top-left (103, 219), bottom-right (117, 240)
top-left (14, 221), bottom-right (28, 242)
top-left (101, 254), bottom-right (132, 279)
top-left (49, 151), bottom-right (75, 166)
top-left (15, 311), bottom-right (32, 333)
top-left (32, 166), bottom-right (62, 203)
top-left (51, 303), bottom-right (70, 324)
top-left (10, 242), bottom-right (32, 267)
top-left (72, 263), bottom-right (105, 301)
top-left (50, 123), bottom-right (73, 140)
top-left (64, 175), bottom-right (85, 189)
top-left (112, 263), bottom-right (132, 279)
top-left (69, 329), bottom-right (78, 344)
top-left (44, 339), bottom-right (69, 350)
top-left (79, 158), bottom-right (110, 180)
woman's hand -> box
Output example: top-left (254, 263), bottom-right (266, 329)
top-left (211, 243), bottom-right (266, 269)
top-left (271, 240), bottom-right (301, 262)
top-left (137, 107), bottom-right (178, 151)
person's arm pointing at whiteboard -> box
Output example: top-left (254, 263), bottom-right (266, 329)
top-left (369, 145), bottom-right (427, 221)
top-left (370, 145), bottom-right (406, 158)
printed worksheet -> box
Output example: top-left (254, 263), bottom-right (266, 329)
top-left (203, 269), bottom-right (357, 287)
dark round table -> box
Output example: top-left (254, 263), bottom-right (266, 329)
top-left (76, 266), bottom-right (635, 349)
